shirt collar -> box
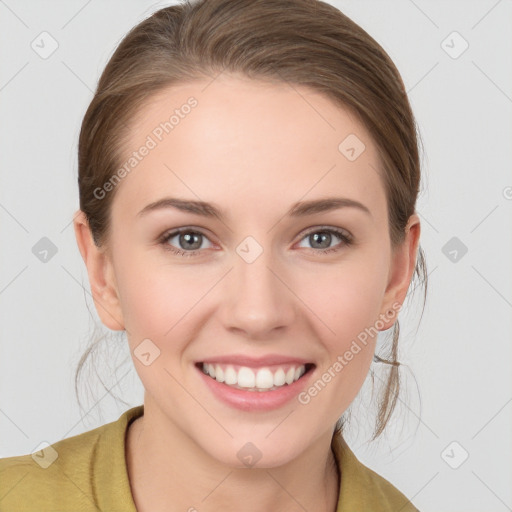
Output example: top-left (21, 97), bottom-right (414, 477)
top-left (331, 433), bottom-right (417, 511)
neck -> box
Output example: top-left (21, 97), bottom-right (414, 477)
top-left (125, 402), bottom-right (340, 512)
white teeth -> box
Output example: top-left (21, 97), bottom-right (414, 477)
top-left (237, 367), bottom-right (256, 388)
top-left (285, 367), bottom-right (295, 384)
top-left (215, 365), bottom-right (225, 383)
top-left (255, 368), bottom-right (274, 389)
top-left (273, 368), bottom-right (286, 386)
top-left (224, 366), bottom-right (237, 385)
top-left (201, 363), bottom-right (308, 391)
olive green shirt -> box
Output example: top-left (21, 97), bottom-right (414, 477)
top-left (0, 405), bottom-right (419, 511)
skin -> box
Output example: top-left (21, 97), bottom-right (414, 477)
top-left (74, 73), bottom-right (420, 512)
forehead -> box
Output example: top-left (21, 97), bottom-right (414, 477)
top-left (113, 74), bottom-right (386, 221)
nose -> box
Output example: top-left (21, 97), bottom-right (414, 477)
top-left (218, 242), bottom-right (296, 339)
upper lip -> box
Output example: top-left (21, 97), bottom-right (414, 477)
top-left (198, 355), bottom-right (314, 368)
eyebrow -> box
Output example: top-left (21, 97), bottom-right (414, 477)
top-left (137, 196), bottom-right (372, 220)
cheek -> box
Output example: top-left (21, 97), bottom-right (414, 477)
top-left (112, 247), bottom-right (196, 341)
top-left (301, 254), bottom-right (389, 348)
top-left (114, 253), bottom-right (222, 367)
top-left (115, 264), bottom-right (203, 391)
top-left (299, 265), bottom-right (386, 410)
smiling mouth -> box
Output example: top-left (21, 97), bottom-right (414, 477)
top-left (196, 362), bottom-right (315, 392)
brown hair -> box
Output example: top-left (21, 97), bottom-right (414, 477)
top-left (75, 0), bottom-right (428, 440)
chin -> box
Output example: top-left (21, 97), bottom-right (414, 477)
top-left (201, 429), bottom-right (317, 469)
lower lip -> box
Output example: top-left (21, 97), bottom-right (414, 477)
top-left (196, 364), bottom-right (314, 411)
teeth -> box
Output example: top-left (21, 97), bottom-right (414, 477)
top-left (273, 368), bottom-right (285, 386)
top-left (224, 366), bottom-right (237, 385)
top-left (201, 363), bottom-right (308, 391)
top-left (255, 368), bottom-right (274, 389)
top-left (238, 367), bottom-right (256, 388)
top-left (215, 366), bottom-right (225, 383)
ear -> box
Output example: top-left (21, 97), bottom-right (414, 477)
top-left (378, 213), bottom-right (421, 330)
top-left (73, 209), bottom-right (125, 331)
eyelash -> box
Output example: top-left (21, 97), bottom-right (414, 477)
top-left (157, 226), bottom-right (353, 258)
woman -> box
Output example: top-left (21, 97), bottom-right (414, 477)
top-left (0, 0), bottom-right (426, 510)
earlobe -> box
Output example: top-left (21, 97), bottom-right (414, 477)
top-left (378, 214), bottom-right (421, 330)
top-left (73, 209), bottom-right (125, 331)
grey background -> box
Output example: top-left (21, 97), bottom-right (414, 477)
top-left (0, 1), bottom-right (511, 510)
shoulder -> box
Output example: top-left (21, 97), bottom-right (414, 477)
top-left (331, 434), bottom-right (420, 512)
top-left (0, 405), bottom-right (143, 512)
top-left (0, 425), bottom-right (103, 511)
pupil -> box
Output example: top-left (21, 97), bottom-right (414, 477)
top-left (312, 232), bottom-right (330, 249)
top-left (181, 232), bottom-right (201, 250)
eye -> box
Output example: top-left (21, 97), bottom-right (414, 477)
top-left (296, 227), bottom-right (353, 254)
top-left (158, 226), bottom-right (353, 258)
top-left (158, 228), bottom-right (213, 257)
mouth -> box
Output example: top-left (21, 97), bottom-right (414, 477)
top-left (195, 361), bottom-right (316, 392)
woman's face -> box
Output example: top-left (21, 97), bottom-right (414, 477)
top-left (79, 73), bottom-right (419, 467)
